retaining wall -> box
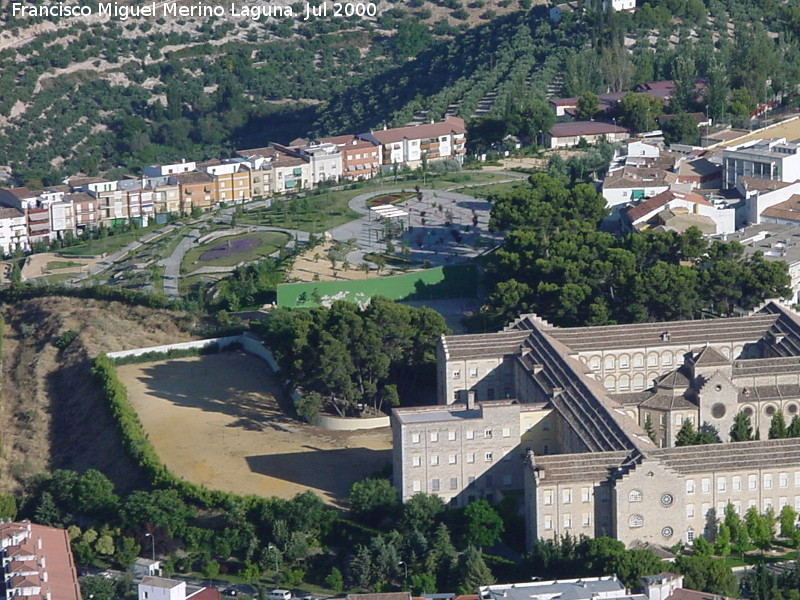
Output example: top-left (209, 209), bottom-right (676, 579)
top-left (315, 413), bottom-right (390, 430)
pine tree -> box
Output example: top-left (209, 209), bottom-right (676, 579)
top-left (730, 411), bottom-right (754, 442)
top-left (644, 414), bottom-right (656, 443)
top-left (458, 545), bottom-right (495, 594)
top-left (715, 524), bottom-right (732, 557)
top-left (769, 411), bottom-right (788, 440)
top-left (676, 419), bottom-right (698, 446)
top-left (788, 415), bottom-right (800, 438)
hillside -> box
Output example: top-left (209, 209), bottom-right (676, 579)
top-left (0, 0), bottom-right (534, 186)
top-left (0, 296), bottom-right (197, 493)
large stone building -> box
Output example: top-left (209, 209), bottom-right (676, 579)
top-left (391, 300), bottom-right (800, 549)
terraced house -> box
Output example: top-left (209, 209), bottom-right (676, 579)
top-left (392, 300), bottom-right (800, 549)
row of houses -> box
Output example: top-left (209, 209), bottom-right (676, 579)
top-left (0, 117), bottom-right (467, 256)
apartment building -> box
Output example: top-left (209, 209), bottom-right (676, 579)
top-left (723, 138), bottom-right (800, 189)
top-left (395, 299), bottom-right (800, 549)
top-left (198, 159), bottom-right (253, 205)
top-left (317, 134), bottom-right (380, 180)
top-left (143, 160), bottom-right (197, 178)
top-left (0, 206), bottom-right (27, 254)
top-left (169, 171), bottom-right (216, 213)
top-left (359, 116), bottom-right (467, 170)
top-left (0, 521), bottom-right (81, 600)
top-left (236, 146), bottom-right (312, 194)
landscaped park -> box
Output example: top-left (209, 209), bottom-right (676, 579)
top-left (116, 351), bottom-right (392, 506)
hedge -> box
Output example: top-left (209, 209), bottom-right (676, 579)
top-left (91, 353), bottom-right (241, 508)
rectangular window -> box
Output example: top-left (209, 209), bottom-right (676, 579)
top-left (702, 478), bottom-right (711, 493)
top-left (412, 456), bottom-right (421, 467)
top-left (449, 455), bottom-right (457, 465)
top-left (563, 489), bottom-right (572, 504)
top-left (702, 503), bottom-right (710, 517)
top-left (733, 501), bottom-right (741, 514)
top-left (620, 356), bottom-right (629, 368)
top-left (733, 476), bottom-right (741, 491)
top-left (485, 452), bottom-right (493, 462)
top-left (453, 370), bottom-right (461, 379)
top-left (430, 432), bottom-right (438, 442)
top-left (430, 455), bottom-right (439, 466)
top-left (796, 496), bottom-right (800, 510)
top-left (718, 478), bottom-right (726, 492)
top-left (581, 487), bottom-right (591, 502)
top-left (484, 429), bottom-right (493, 439)
top-left (470, 368), bottom-right (478, 378)
top-left (431, 479), bottom-right (440, 492)
top-left (544, 491), bottom-right (553, 505)
top-left (795, 472), bottom-right (800, 487)
top-left (467, 453), bottom-right (475, 464)
top-left (687, 504), bottom-right (695, 518)
top-left (765, 474), bottom-right (773, 489)
top-left (749, 475), bottom-right (758, 490)
top-left (466, 430), bottom-right (474, 440)
top-left (749, 499), bottom-right (757, 509)
top-left (660, 414), bottom-right (666, 425)
top-left (502, 427), bottom-right (511, 438)
top-left (411, 433), bottom-right (420, 444)
top-left (687, 479), bottom-right (695, 495)
top-left (413, 480), bottom-right (421, 492)
top-left (450, 478), bottom-right (458, 490)
top-left (448, 430), bottom-right (456, 441)
top-left (764, 498), bottom-right (773, 511)
top-left (780, 496), bottom-right (788, 508)
top-left (780, 473), bottom-right (789, 488)
top-left (544, 515), bottom-right (553, 530)
top-left (563, 514), bottom-right (572, 529)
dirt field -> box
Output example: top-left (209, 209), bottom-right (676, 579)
top-left (0, 297), bottom-right (198, 494)
top-left (288, 240), bottom-right (376, 283)
top-left (117, 353), bottom-right (392, 506)
top-left (717, 116), bottom-right (800, 147)
top-left (21, 252), bottom-right (103, 281)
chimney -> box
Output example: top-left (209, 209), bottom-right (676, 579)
top-left (467, 390), bottom-right (476, 409)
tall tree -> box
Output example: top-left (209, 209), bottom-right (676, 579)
top-left (458, 545), bottom-right (495, 594)
top-left (676, 419), bottom-right (698, 446)
top-left (706, 56), bottom-right (729, 122)
top-left (671, 55), bottom-right (698, 112)
top-left (464, 500), bottom-right (505, 550)
top-left (769, 411), bottom-right (788, 440)
top-left (730, 411), bottom-right (754, 442)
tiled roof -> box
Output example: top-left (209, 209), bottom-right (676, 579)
top-left (440, 330), bottom-right (530, 359)
top-left (602, 166), bottom-right (671, 189)
top-left (761, 194), bottom-right (800, 222)
top-left (625, 189), bottom-right (712, 222)
top-left (640, 392), bottom-right (696, 410)
top-left (549, 121), bottom-right (629, 138)
top-left (0, 186), bottom-right (37, 200)
top-left (546, 313), bottom-right (778, 352)
top-left (651, 437), bottom-right (800, 473)
top-left (170, 172), bottom-right (213, 185)
top-left (691, 345), bottom-right (731, 367)
top-left (738, 176), bottom-right (794, 192)
top-left (0, 206), bottom-right (24, 219)
top-left (533, 450), bottom-right (636, 484)
top-left (367, 116), bottom-right (465, 145)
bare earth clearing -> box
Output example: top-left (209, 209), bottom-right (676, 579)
top-left (117, 353), bottom-right (392, 506)
top-left (0, 297), bottom-right (197, 494)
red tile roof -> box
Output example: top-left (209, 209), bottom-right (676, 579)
top-left (0, 186), bottom-right (38, 200)
top-left (625, 189), bottom-right (712, 222)
top-left (367, 116), bottom-right (465, 145)
top-left (549, 121), bottom-right (630, 137)
top-left (762, 194), bottom-right (800, 222)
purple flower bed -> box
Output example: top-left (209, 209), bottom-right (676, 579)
top-left (200, 237), bottom-right (261, 261)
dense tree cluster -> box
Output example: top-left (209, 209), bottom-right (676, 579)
top-left (675, 421), bottom-right (721, 446)
top-left (481, 174), bottom-right (791, 329)
top-left (258, 297), bottom-right (449, 417)
top-left (525, 535), bottom-right (663, 588)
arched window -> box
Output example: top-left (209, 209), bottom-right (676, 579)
top-left (629, 489), bottom-right (643, 502)
top-left (633, 374), bottom-right (645, 390)
top-left (619, 375), bottom-right (631, 392)
top-left (629, 514), bottom-right (644, 528)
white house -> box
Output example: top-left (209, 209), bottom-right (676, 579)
top-left (143, 160), bottom-right (197, 178)
top-left (139, 577), bottom-right (185, 600)
top-left (723, 138), bottom-right (800, 189)
top-left (0, 206), bottom-right (28, 255)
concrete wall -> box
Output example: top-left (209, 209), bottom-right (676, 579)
top-left (315, 413), bottom-right (390, 430)
top-left (107, 333), bottom-right (280, 373)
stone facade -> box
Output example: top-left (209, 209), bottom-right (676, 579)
top-left (395, 299), bottom-right (800, 550)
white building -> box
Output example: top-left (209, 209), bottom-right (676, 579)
top-left (722, 138), bottom-right (800, 189)
top-left (139, 577), bottom-right (186, 600)
top-left (143, 160), bottom-right (197, 178)
top-left (0, 206), bottom-right (28, 255)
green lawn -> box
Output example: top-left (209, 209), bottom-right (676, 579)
top-left (38, 272), bottom-right (76, 284)
top-left (453, 180), bottom-right (530, 198)
top-left (45, 260), bottom-right (86, 270)
top-left (182, 231), bottom-right (290, 271)
top-left (238, 190), bottom-right (362, 232)
top-left (60, 224), bottom-right (162, 257)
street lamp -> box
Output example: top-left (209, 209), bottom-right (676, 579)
top-left (144, 532), bottom-right (155, 562)
top-left (268, 544), bottom-right (280, 582)
top-left (398, 560), bottom-right (407, 581)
